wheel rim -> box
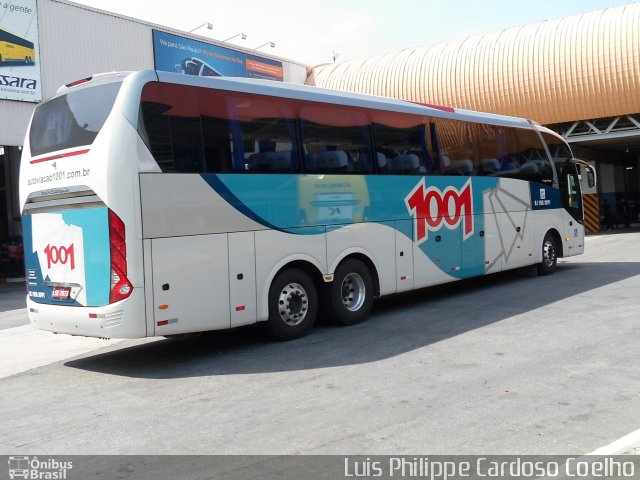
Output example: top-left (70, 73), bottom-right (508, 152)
top-left (543, 239), bottom-right (556, 267)
top-left (341, 272), bottom-right (366, 312)
top-left (277, 282), bottom-right (309, 326)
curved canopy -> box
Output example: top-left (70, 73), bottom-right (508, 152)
top-left (307, 4), bottom-right (640, 125)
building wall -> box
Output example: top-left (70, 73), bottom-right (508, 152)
top-left (0, 0), bottom-right (309, 146)
top-left (38, 1), bottom-right (156, 96)
top-left (0, 102), bottom-right (35, 148)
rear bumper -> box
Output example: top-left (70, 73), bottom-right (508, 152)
top-left (27, 288), bottom-right (146, 339)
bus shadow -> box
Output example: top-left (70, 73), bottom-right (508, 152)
top-left (65, 261), bottom-right (640, 379)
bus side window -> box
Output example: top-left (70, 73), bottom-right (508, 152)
top-left (500, 128), bottom-right (553, 184)
top-left (300, 103), bottom-right (372, 174)
top-left (139, 82), bottom-right (205, 173)
top-left (199, 88), bottom-right (237, 172)
top-left (227, 93), bottom-right (299, 173)
top-left (431, 118), bottom-right (475, 176)
top-left (140, 100), bottom-right (174, 171)
top-left (201, 117), bottom-right (234, 172)
top-left (371, 113), bottom-right (429, 175)
top-left (170, 116), bottom-right (204, 173)
top-left (240, 118), bottom-right (298, 173)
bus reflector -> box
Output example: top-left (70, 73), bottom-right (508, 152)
top-left (109, 210), bottom-right (133, 303)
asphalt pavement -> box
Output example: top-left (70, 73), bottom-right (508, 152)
top-left (0, 232), bottom-right (640, 455)
top-left (0, 282), bottom-right (28, 330)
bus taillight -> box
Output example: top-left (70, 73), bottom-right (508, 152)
top-left (108, 209), bottom-right (133, 303)
top-left (65, 76), bottom-right (93, 88)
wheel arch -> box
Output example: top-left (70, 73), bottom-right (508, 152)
top-left (545, 228), bottom-right (564, 258)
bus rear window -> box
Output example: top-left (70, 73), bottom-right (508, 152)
top-left (29, 82), bottom-right (122, 157)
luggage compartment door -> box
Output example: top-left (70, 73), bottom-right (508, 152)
top-left (152, 234), bottom-right (230, 336)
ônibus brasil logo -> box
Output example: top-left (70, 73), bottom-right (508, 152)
top-left (7, 456), bottom-right (73, 479)
top-left (405, 178), bottom-right (473, 244)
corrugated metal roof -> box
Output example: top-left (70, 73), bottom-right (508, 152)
top-left (307, 3), bottom-right (640, 125)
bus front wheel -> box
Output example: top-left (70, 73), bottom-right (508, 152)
top-left (323, 259), bottom-right (374, 325)
top-left (266, 268), bottom-right (318, 340)
top-left (538, 233), bottom-right (557, 275)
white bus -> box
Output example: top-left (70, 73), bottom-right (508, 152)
top-left (19, 70), bottom-right (594, 340)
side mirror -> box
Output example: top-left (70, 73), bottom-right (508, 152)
top-left (587, 169), bottom-right (595, 188)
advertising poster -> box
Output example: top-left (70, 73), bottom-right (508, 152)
top-left (153, 30), bottom-right (283, 81)
top-left (0, 0), bottom-right (41, 102)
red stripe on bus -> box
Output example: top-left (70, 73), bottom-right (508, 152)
top-left (409, 101), bottom-right (456, 113)
top-left (30, 149), bottom-right (90, 164)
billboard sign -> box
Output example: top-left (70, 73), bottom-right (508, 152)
top-left (152, 30), bottom-right (283, 81)
top-left (0, 0), bottom-right (41, 102)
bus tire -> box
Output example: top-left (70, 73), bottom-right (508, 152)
top-left (538, 232), bottom-right (557, 275)
top-left (265, 268), bottom-right (317, 340)
top-left (323, 259), bottom-right (373, 325)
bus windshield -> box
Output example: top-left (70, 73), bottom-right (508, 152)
top-left (29, 82), bottom-right (122, 157)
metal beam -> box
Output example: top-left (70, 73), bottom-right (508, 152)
top-left (549, 114), bottom-right (640, 144)
top-left (564, 129), bottom-right (640, 143)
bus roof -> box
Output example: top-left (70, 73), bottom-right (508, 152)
top-left (153, 70), bottom-right (537, 129)
top-left (56, 70), bottom-right (538, 131)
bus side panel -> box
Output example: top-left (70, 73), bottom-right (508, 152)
top-left (480, 205), bottom-right (503, 274)
top-left (530, 183), bottom-right (568, 259)
top-left (143, 239), bottom-right (155, 336)
top-left (412, 228), bottom-right (460, 290)
top-left (139, 174), bottom-right (267, 238)
top-left (532, 209), bottom-right (564, 261)
top-left (151, 234), bottom-right (230, 335)
top-left (563, 216), bottom-right (585, 256)
top-left (460, 213), bottom-right (497, 278)
top-left (395, 220), bottom-right (414, 292)
top-left (229, 231), bottom-right (257, 328)
top-left (485, 179), bottom-right (536, 270)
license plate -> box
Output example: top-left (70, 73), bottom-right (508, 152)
top-left (52, 287), bottom-right (70, 300)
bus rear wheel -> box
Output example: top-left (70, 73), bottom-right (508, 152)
top-left (538, 233), bottom-right (557, 275)
top-left (266, 268), bottom-right (318, 340)
top-left (323, 259), bottom-right (374, 325)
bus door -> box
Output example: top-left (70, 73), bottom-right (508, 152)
top-left (558, 163), bottom-right (584, 255)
